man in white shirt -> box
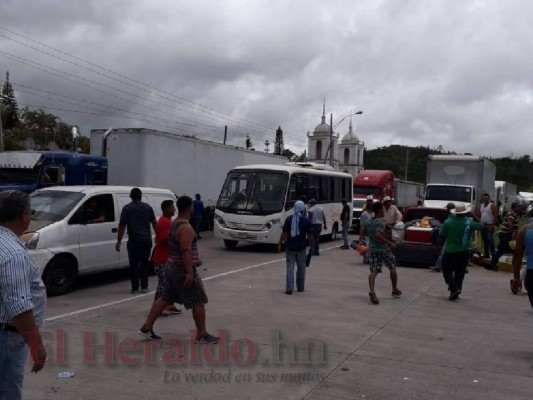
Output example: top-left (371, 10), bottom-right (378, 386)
top-left (383, 196), bottom-right (402, 226)
top-left (308, 199), bottom-right (327, 256)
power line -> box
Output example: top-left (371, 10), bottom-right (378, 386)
top-left (0, 27), bottom-right (287, 134)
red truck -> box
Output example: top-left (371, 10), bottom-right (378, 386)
top-left (351, 170), bottom-right (424, 230)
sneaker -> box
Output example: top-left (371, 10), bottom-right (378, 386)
top-left (196, 333), bottom-right (220, 344)
top-left (285, 290), bottom-right (293, 295)
top-left (449, 289), bottom-right (461, 301)
top-left (340, 245), bottom-right (349, 249)
top-left (140, 288), bottom-right (148, 294)
top-left (429, 266), bottom-right (441, 272)
top-left (369, 292), bottom-right (379, 305)
top-left (392, 289), bottom-right (402, 298)
top-left (138, 328), bottom-right (161, 340)
top-left (131, 289), bottom-right (140, 294)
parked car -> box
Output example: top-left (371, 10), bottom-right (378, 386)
top-left (21, 185), bottom-right (176, 296)
top-left (392, 207), bottom-right (450, 266)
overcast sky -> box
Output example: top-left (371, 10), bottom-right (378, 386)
top-left (1, 0), bottom-right (533, 158)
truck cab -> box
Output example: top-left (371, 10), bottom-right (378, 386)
top-left (0, 151), bottom-right (108, 193)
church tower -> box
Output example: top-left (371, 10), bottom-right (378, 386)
top-left (306, 101), bottom-right (339, 169)
top-left (338, 116), bottom-right (365, 177)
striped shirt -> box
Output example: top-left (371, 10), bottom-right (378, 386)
top-left (499, 210), bottom-right (518, 235)
top-left (0, 226), bottom-right (47, 327)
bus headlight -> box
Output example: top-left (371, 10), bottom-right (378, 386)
top-left (214, 215), bottom-right (227, 228)
top-left (262, 218), bottom-right (281, 231)
top-left (21, 232), bottom-right (40, 250)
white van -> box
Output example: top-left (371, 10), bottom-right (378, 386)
top-left (21, 186), bottom-right (176, 296)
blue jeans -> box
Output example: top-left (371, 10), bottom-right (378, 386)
top-left (311, 224), bottom-right (322, 255)
top-left (0, 331), bottom-right (29, 400)
top-left (285, 250), bottom-right (307, 292)
top-left (342, 221), bottom-right (349, 246)
top-left (127, 240), bottom-right (152, 291)
top-left (480, 225), bottom-right (495, 256)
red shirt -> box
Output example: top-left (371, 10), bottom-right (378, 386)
top-left (152, 215), bottom-right (172, 264)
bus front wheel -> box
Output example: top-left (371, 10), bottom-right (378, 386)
top-left (224, 240), bottom-right (239, 249)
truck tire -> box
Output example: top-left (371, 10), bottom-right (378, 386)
top-left (44, 257), bottom-right (76, 297)
top-left (224, 240), bottom-right (239, 249)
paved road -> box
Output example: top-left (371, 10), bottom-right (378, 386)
top-left (23, 232), bottom-right (533, 399)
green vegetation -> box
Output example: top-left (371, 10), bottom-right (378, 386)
top-left (365, 145), bottom-right (533, 191)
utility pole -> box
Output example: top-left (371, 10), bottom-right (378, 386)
top-left (329, 113), bottom-right (333, 167)
top-left (405, 147), bottom-right (409, 180)
top-left (223, 125), bottom-right (227, 145)
top-left (0, 110), bottom-right (4, 152)
top-left (0, 95), bottom-right (4, 152)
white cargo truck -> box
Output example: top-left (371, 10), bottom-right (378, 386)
top-left (90, 128), bottom-right (287, 206)
top-left (423, 155), bottom-right (496, 212)
top-left (494, 180), bottom-right (518, 214)
top-left (394, 179), bottom-right (425, 210)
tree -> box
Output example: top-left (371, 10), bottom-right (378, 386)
top-left (296, 150), bottom-right (307, 162)
top-left (281, 148), bottom-right (295, 161)
top-left (1, 71), bottom-right (20, 129)
top-left (264, 139), bottom-right (270, 153)
top-left (245, 134), bottom-right (253, 150)
top-left (274, 126), bottom-right (284, 155)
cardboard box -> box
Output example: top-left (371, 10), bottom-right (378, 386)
top-left (405, 227), bottom-right (434, 243)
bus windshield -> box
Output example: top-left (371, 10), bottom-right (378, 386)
top-left (217, 171), bottom-right (289, 215)
top-left (0, 168), bottom-right (39, 184)
top-left (30, 191), bottom-right (85, 222)
top-left (425, 185), bottom-right (472, 203)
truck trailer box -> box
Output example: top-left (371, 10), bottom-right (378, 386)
top-left (90, 128), bottom-right (287, 206)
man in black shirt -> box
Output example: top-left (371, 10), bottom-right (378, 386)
top-left (116, 188), bottom-right (157, 293)
top-left (340, 199), bottom-right (351, 249)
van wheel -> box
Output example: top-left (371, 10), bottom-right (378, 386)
top-left (224, 240), bottom-right (238, 249)
top-left (44, 257), bottom-right (76, 297)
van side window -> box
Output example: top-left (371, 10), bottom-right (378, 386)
top-left (70, 194), bottom-right (115, 224)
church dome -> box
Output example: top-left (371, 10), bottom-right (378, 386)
top-left (313, 121), bottom-right (330, 136)
top-left (312, 102), bottom-right (330, 136)
top-left (341, 119), bottom-right (359, 144)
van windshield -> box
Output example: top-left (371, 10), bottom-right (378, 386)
top-left (30, 191), bottom-right (85, 222)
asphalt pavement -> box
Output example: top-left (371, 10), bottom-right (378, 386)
top-left (23, 232), bottom-right (533, 400)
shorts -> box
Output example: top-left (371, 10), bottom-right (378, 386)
top-left (368, 250), bottom-right (396, 273)
top-left (162, 263), bottom-right (208, 309)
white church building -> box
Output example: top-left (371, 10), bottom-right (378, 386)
top-left (306, 104), bottom-right (365, 177)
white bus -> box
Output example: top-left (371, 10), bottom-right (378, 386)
top-left (214, 163), bottom-right (353, 248)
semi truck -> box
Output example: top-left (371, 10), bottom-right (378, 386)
top-left (90, 128), bottom-right (287, 207)
top-left (351, 170), bottom-right (424, 230)
top-left (0, 151), bottom-right (108, 193)
top-left (494, 180), bottom-right (518, 214)
top-left (424, 155), bottom-right (496, 212)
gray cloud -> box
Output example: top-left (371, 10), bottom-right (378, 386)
top-left (1, 0), bottom-right (533, 157)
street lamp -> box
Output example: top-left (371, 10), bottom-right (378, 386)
top-left (327, 110), bottom-right (363, 167)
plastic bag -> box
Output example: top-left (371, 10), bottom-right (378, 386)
top-left (356, 244), bottom-right (368, 255)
